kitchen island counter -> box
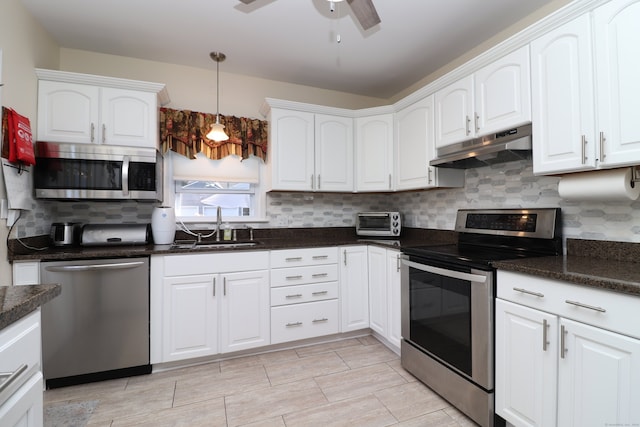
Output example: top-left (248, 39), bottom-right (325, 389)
top-left (0, 284), bottom-right (61, 331)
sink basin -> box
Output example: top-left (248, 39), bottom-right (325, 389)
top-left (169, 240), bottom-right (260, 250)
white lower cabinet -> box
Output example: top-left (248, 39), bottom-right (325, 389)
top-left (367, 246), bottom-right (401, 351)
top-left (0, 310), bottom-right (43, 427)
top-left (339, 246), bottom-right (370, 332)
top-left (219, 270), bottom-right (270, 353)
top-left (150, 251), bottom-right (270, 364)
top-left (496, 271), bottom-right (640, 427)
top-left (270, 247), bottom-right (340, 344)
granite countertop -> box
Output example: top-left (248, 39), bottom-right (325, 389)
top-left (0, 284), bottom-right (61, 331)
top-left (7, 227), bottom-right (457, 262)
top-left (493, 239), bottom-right (640, 297)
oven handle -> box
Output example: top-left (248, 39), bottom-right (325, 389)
top-left (402, 259), bottom-right (488, 283)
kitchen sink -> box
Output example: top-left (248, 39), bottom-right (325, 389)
top-left (170, 240), bottom-right (260, 250)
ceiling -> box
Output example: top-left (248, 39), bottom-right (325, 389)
top-left (21, 0), bottom-right (558, 99)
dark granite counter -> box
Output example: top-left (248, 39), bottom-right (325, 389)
top-left (493, 238), bottom-right (640, 297)
top-left (0, 284), bottom-right (61, 331)
top-left (8, 227), bottom-right (457, 262)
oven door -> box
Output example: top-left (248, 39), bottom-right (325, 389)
top-left (401, 254), bottom-right (494, 390)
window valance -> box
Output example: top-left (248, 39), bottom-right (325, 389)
top-left (159, 107), bottom-right (268, 162)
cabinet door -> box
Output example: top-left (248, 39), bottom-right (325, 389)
top-left (594, 0), bottom-right (640, 167)
top-left (495, 299), bottom-right (558, 427)
top-left (315, 114), bottom-right (354, 192)
top-left (339, 246), bottom-right (369, 332)
top-left (162, 274), bottom-right (217, 361)
top-left (558, 318), bottom-right (640, 427)
top-left (37, 80), bottom-right (99, 144)
top-left (268, 109), bottom-right (315, 191)
top-left (367, 246), bottom-right (388, 337)
top-left (475, 46), bottom-right (531, 136)
top-left (531, 14), bottom-right (597, 174)
top-left (0, 373), bottom-right (43, 427)
top-left (395, 96), bottom-right (435, 190)
top-left (355, 114), bottom-right (394, 192)
top-left (101, 88), bottom-right (157, 148)
top-left (435, 75), bottom-right (474, 147)
top-left (386, 250), bottom-right (402, 350)
top-left (220, 270), bottom-right (270, 353)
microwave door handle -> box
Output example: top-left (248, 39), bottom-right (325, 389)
top-left (362, 213), bottom-right (389, 217)
top-left (122, 156), bottom-right (130, 196)
top-left (402, 259), bottom-right (488, 283)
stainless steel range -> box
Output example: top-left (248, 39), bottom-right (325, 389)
top-left (400, 208), bottom-right (562, 427)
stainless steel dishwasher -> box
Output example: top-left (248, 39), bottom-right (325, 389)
top-left (40, 257), bottom-right (151, 388)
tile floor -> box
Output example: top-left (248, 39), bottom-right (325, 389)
top-left (44, 336), bottom-right (479, 427)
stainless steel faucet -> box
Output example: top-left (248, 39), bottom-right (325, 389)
top-left (215, 206), bottom-right (222, 241)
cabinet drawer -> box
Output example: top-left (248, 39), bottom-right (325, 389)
top-left (270, 247), bottom-right (338, 268)
top-left (497, 271), bottom-right (640, 339)
top-left (271, 282), bottom-right (338, 306)
top-left (0, 310), bottom-right (41, 376)
top-left (270, 264), bottom-right (338, 287)
top-left (271, 300), bottom-right (339, 344)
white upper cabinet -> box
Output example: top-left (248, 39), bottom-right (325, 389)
top-left (355, 114), bottom-right (394, 192)
top-left (395, 95), bottom-right (464, 191)
top-left (314, 114), bottom-right (354, 192)
top-left (37, 81), bottom-right (100, 145)
top-left (267, 109), bottom-right (315, 191)
top-left (593, 0), bottom-right (640, 167)
top-left (531, 14), bottom-right (597, 174)
top-left (474, 46), bottom-right (531, 136)
top-left (435, 75), bottom-right (474, 148)
top-left (435, 46), bottom-right (531, 149)
top-left (36, 70), bottom-right (166, 149)
top-left (267, 107), bottom-right (353, 192)
top-left (533, 0), bottom-right (640, 174)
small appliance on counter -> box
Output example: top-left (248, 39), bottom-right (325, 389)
top-left (80, 223), bottom-right (150, 246)
top-left (356, 212), bottom-right (401, 237)
top-left (151, 206), bottom-right (176, 244)
top-left (50, 222), bottom-right (81, 246)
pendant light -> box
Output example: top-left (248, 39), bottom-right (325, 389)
top-left (206, 51), bottom-right (229, 142)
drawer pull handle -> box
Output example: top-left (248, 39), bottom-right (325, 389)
top-left (312, 291), bottom-right (328, 296)
top-left (312, 273), bottom-right (328, 278)
top-left (0, 364), bottom-right (28, 394)
top-left (565, 300), bottom-right (606, 313)
top-left (312, 318), bottom-right (329, 323)
top-left (286, 257), bottom-right (303, 262)
top-left (312, 255), bottom-right (328, 260)
top-left (286, 275), bottom-right (303, 280)
top-left (513, 287), bottom-right (544, 298)
top-left (286, 322), bottom-right (303, 327)
top-left (286, 294), bottom-right (303, 299)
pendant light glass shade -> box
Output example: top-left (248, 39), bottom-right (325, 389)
top-left (207, 51), bottom-right (229, 142)
top-left (206, 118), bottom-right (229, 142)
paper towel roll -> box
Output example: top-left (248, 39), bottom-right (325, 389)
top-left (558, 167), bottom-right (640, 201)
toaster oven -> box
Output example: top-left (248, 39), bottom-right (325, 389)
top-left (356, 212), bottom-right (401, 237)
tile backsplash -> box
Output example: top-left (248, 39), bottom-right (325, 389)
top-left (12, 159), bottom-right (640, 243)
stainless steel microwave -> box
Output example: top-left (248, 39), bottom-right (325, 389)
top-left (356, 212), bottom-right (401, 237)
top-left (33, 141), bottom-right (162, 201)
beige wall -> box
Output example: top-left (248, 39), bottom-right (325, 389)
top-left (59, 49), bottom-right (387, 118)
top-left (0, 0), bottom-right (59, 286)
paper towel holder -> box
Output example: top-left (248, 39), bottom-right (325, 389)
top-left (632, 166), bottom-right (640, 187)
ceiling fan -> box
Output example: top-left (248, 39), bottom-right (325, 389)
top-left (238, 0), bottom-right (381, 31)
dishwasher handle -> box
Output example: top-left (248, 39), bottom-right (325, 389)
top-left (44, 260), bottom-right (146, 272)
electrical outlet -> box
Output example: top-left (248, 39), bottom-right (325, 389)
top-left (0, 199), bottom-right (7, 219)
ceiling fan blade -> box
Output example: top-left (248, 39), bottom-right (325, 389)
top-left (238, 0), bottom-right (257, 4)
top-left (347, 0), bottom-right (381, 30)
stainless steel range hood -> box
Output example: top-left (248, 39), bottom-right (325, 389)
top-left (430, 123), bottom-right (532, 169)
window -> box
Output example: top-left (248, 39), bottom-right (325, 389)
top-left (174, 180), bottom-right (256, 219)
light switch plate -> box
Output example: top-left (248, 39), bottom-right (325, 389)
top-left (0, 199), bottom-right (7, 219)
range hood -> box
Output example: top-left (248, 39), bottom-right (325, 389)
top-left (430, 123), bottom-right (532, 169)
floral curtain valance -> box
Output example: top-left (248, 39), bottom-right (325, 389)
top-left (159, 107), bottom-right (268, 162)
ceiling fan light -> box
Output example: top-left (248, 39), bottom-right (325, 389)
top-left (206, 120), bottom-right (229, 142)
